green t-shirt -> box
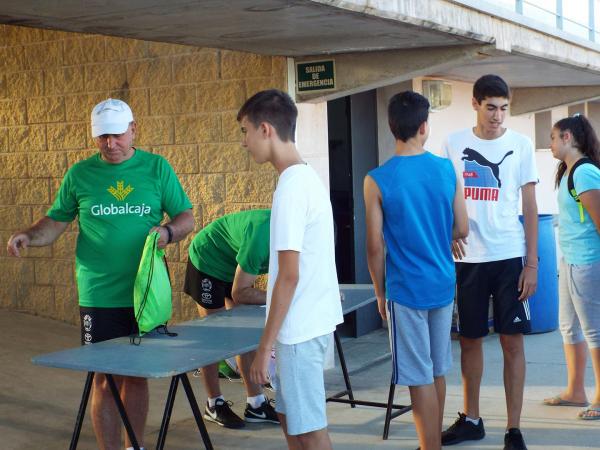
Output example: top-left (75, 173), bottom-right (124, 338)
top-left (189, 209), bottom-right (270, 282)
top-left (47, 149), bottom-right (192, 308)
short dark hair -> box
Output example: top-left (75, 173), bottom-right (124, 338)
top-left (388, 91), bottom-right (429, 142)
top-left (236, 89), bottom-right (297, 142)
top-left (473, 74), bottom-right (510, 103)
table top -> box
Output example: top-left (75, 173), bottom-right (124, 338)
top-left (32, 284), bottom-right (375, 378)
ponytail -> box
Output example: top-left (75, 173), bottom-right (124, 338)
top-left (553, 114), bottom-right (600, 188)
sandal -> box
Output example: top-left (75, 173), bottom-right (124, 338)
top-left (543, 395), bottom-right (589, 407)
top-left (577, 406), bottom-right (600, 420)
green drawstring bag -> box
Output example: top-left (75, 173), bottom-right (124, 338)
top-left (132, 231), bottom-right (176, 343)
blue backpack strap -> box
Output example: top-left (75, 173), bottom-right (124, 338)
top-left (567, 158), bottom-right (600, 223)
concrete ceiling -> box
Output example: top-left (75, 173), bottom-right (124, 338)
top-left (0, 0), bottom-right (481, 55)
top-left (433, 53), bottom-right (600, 87)
top-left (434, 55), bottom-right (600, 87)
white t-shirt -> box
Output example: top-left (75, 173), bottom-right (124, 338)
top-left (443, 128), bottom-right (538, 263)
top-left (266, 163), bottom-right (343, 345)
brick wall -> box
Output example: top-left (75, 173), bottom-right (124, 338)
top-left (0, 25), bottom-right (286, 324)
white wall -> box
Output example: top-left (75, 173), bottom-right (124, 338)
top-left (296, 102), bottom-right (330, 189)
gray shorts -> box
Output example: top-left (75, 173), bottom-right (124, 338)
top-left (559, 259), bottom-right (600, 348)
top-left (273, 333), bottom-right (330, 435)
top-left (387, 301), bottom-right (453, 386)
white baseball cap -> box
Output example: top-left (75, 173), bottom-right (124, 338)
top-left (90, 98), bottom-right (134, 138)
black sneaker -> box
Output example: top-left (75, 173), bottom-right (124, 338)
top-left (244, 398), bottom-right (280, 424)
top-left (504, 428), bottom-right (527, 450)
top-left (204, 399), bottom-right (245, 429)
top-left (441, 412), bottom-right (485, 445)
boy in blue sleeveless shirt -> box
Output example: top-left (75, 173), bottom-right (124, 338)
top-left (364, 91), bottom-right (468, 450)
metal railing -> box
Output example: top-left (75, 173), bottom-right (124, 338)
top-left (509, 0), bottom-right (599, 42)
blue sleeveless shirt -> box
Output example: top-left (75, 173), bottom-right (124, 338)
top-left (368, 152), bottom-right (456, 310)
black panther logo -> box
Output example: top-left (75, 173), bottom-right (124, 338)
top-left (461, 148), bottom-right (513, 188)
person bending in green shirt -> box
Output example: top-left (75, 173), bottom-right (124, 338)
top-left (184, 208), bottom-right (278, 429)
top-left (7, 98), bottom-right (194, 450)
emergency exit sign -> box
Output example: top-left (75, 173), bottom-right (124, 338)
top-left (296, 60), bottom-right (335, 92)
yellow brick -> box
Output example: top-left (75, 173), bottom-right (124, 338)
top-left (0, 75), bottom-right (6, 99)
top-left (178, 232), bottom-right (195, 263)
top-left (65, 93), bottom-right (107, 122)
top-left (173, 52), bottom-right (218, 84)
top-left (52, 231), bottom-right (78, 259)
top-left (22, 41), bottom-right (63, 69)
top-left (226, 172), bottom-right (276, 203)
top-left (201, 203), bottom-right (224, 227)
top-left (84, 63), bottom-right (127, 91)
top-left (28, 152), bottom-right (67, 178)
top-left (0, 99), bottom-right (27, 126)
top-left (6, 71), bottom-right (44, 98)
top-left (148, 41), bottom-right (198, 57)
top-left (0, 258), bottom-right (35, 283)
top-left (272, 56), bottom-right (288, 77)
top-left (0, 206), bottom-right (31, 230)
top-left (106, 37), bottom-right (147, 60)
top-left (245, 77), bottom-right (287, 95)
top-left (109, 89), bottom-right (149, 117)
top-left (47, 123), bottom-right (86, 150)
top-left (168, 261), bottom-right (187, 293)
top-left (14, 179), bottom-right (50, 205)
top-left (224, 203), bottom-right (271, 215)
top-left (0, 180), bottom-right (15, 203)
top-left (64, 37), bottom-right (106, 65)
top-left (9, 125), bottom-right (47, 152)
top-left (0, 153), bottom-right (28, 178)
top-left (198, 143), bottom-right (249, 173)
top-left (1, 25), bottom-right (45, 45)
top-left (17, 284), bottom-right (55, 316)
top-left (153, 145), bottom-right (198, 173)
top-left (54, 285), bottom-right (80, 324)
top-left (22, 245), bottom-right (53, 258)
top-left (174, 114), bottom-right (221, 144)
top-left (220, 111), bottom-right (241, 143)
top-left (27, 97), bottom-right (65, 123)
top-left (221, 51), bottom-right (272, 80)
top-left (179, 174), bottom-right (224, 204)
top-left (66, 149), bottom-right (97, 167)
top-left (42, 29), bottom-right (74, 41)
top-left (135, 116), bottom-right (174, 146)
top-left (149, 86), bottom-right (195, 115)
top-left (197, 81), bottom-right (246, 112)
top-left (127, 58), bottom-right (172, 88)
top-left (0, 128), bottom-right (7, 152)
top-left (35, 258), bottom-right (73, 285)
top-left (45, 67), bottom-right (85, 95)
top-left (0, 282), bottom-right (17, 308)
top-left (164, 241), bottom-right (180, 262)
top-left (0, 46), bottom-right (24, 72)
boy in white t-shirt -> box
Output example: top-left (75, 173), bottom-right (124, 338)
top-left (442, 75), bottom-right (539, 450)
top-left (237, 89), bottom-right (343, 450)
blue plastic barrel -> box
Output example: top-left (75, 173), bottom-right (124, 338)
top-left (521, 214), bottom-right (559, 334)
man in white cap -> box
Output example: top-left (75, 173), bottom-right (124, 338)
top-left (7, 98), bottom-right (194, 450)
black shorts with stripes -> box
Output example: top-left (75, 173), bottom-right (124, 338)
top-left (455, 257), bottom-right (531, 338)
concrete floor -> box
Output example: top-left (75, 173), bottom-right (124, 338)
top-left (1, 309), bottom-right (599, 450)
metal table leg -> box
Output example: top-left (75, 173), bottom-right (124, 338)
top-left (69, 371), bottom-right (95, 450)
top-left (156, 376), bottom-right (179, 450)
top-left (180, 373), bottom-right (214, 450)
top-left (105, 374), bottom-right (140, 450)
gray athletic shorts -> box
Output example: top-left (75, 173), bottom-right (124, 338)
top-left (387, 301), bottom-right (453, 386)
top-left (273, 333), bottom-right (330, 435)
top-left (559, 259), bottom-right (600, 348)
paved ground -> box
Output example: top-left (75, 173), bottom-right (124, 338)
top-left (1, 309), bottom-right (599, 450)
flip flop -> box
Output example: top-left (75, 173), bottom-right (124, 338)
top-left (543, 395), bottom-right (589, 407)
top-left (577, 406), bottom-right (600, 420)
